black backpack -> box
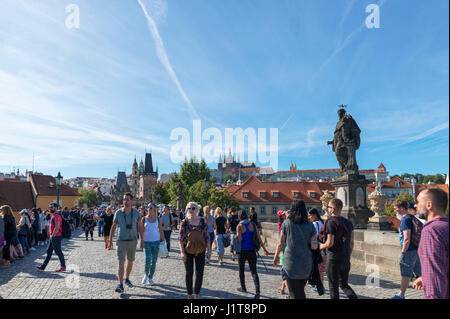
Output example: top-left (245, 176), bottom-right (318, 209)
top-left (405, 215), bottom-right (423, 248)
top-left (321, 216), bottom-right (348, 246)
top-left (57, 213), bottom-right (72, 239)
top-left (251, 222), bottom-right (261, 251)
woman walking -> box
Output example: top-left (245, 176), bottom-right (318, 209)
top-left (308, 208), bottom-right (327, 292)
top-left (204, 206), bottom-right (215, 265)
top-left (179, 202), bottom-right (211, 299)
top-left (82, 208), bottom-right (96, 241)
top-left (236, 211), bottom-right (270, 299)
top-left (17, 209), bottom-right (32, 254)
top-left (228, 207), bottom-right (240, 262)
top-left (99, 207), bottom-right (115, 249)
top-left (277, 210), bottom-right (289, 295)
top-left (160, 205), bottom-right (174, 257)
top-left (273, 200), bottom-right (318, 299)
top-left (1, 205), bottom-right (24, 268)
top-left (141, 203), bottom-right (165, 285)
top-left (214, 207), bottom-right (228, 266)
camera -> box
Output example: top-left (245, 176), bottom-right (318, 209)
top-left (126, 225), bottom-right (132, 229)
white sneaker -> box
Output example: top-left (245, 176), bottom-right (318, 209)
top-left (148, 279), bottom-right (155, 286)
top-left (30, 247), bottom-right (36, 251)
top-left (141, 275), bottom-right (148, 285)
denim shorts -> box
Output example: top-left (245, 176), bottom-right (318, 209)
top-left (399, 250), bottom-right (421, 278)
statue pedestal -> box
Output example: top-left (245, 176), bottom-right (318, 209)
top-left (367, 215), bottom-right (392, 231)
top-left (331, 174), bottom-right (374, 229)
top-left (177, 197), bottom-right (184, 212)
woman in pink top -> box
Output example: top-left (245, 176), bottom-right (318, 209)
top-left (37, 203), bottom-right (66, 272)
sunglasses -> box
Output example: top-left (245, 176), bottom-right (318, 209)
top-left (123, 198), bottom-right (132, 201)
top-left (147, 206), bottom-right (154, 209)
top-left (187, 207), bottom-right (196, 210)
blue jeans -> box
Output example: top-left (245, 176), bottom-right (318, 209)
top-left (208, 232), bottom-right (215, 251)
top-left (144, 241), bottom-right (160, 279)
top-left (41, 236), bottom-right (66, 269)
top-left (216, 234), bottom-right (226, 255)
top-left (98, 220), bottom-right (104, 237)
top-left (19, 235), bottom-right (29, 251)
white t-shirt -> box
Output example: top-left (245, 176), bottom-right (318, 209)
top-left (143, 217), bottom-right (160, 242)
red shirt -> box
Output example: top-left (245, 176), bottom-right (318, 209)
top-left (50, 213), bottom-right (63, 237)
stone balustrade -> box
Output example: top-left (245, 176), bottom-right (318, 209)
top-left (260, 222), bottom-right (402, 276)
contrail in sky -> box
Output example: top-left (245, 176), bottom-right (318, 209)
top-left (137, 0), bottom-right (199, 120)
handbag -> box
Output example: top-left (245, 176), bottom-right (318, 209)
top-left (159, 241), bottom-right (168, 257)
top-left (222, 234), bottom-right (231, 248)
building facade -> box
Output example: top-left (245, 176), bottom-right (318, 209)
top-left (111, 152), bottom-right (158, 205)
top-left (272, 163), bottom-right (389, 182)
top-left (228, 176), bottom-right (334, 223)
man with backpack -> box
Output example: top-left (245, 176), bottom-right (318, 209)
top-left (319, 198), bottom-right (357, 299)
top-left (37, 203), bottom-right (66, 272)
top-left (392, 200), bottom-right (422, 299)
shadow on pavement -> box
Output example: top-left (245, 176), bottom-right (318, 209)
top-left (0, 228), bottom-right (82, 287)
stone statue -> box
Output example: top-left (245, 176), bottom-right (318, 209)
top-left (327, 106), bottom-right (361, 176)
top-left (177, 181), bottom-right (183, 199)
top-left (176, 181), bottom-right (184, 211)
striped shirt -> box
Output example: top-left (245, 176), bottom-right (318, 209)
top-left (418, 217), bottom-right (449, 299)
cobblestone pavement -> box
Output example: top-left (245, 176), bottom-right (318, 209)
top-left (0, 228), bottom-right (424, 299)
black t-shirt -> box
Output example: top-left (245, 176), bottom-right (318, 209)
top-left (3, 214), bottom-right (17, 235)
top-left (215, 216), bottom-right (227, 234)
top-left (228, 215), bottom-right (240, 232)
top-left (250, 211), bottom-right (258, 224)
top-left (101, 214), bottom-right (114, 226)
top-left (325, 216), bottom-right (354, 259)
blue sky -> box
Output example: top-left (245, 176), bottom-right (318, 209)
top-left (0, 0), bottom-right (448, 179)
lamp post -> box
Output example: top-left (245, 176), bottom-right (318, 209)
top-left (204, 178), bottom-right (210, 206)
top-left (55, 172), bottom-right (63, 209)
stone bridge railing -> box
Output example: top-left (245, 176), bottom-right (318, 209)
top-left (259, 222), bottom-right (402, 276)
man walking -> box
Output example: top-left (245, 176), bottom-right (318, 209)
top-left (108, 193), bottom-right (144, 293)
top-left (97, 206), bottom-right (106, 237)
top-left (413, 188), bottom-right (449, 299)
top-left (392, 200), bottom-right (422, 299)
top-left (37, 203), bottom-right (66, 272)
top-left (320, 198), bottom-right (357, 299)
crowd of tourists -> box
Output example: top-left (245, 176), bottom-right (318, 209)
top-left (0, 187), bottom-right (447, 299)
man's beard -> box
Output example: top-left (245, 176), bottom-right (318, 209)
top-left (418, 209), bottom-right (428, 221)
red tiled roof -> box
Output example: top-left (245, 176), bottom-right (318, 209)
top-left (31, 174), bottom-right (80, 197)
top-left (0, 181), bottom-right (35, 211)
top-left (415, 184), bottom-right (449, 195)
top-left (229, 176), bottom-right (334, 203)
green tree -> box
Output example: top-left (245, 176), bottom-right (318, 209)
top-left (384, 203), bottom-right (395, 217)
top-left (179, 158), bottom-right (210, 189)
top-left (224, 174), bottom-right (234, 184)
top-left (209, 188), bottom-right (240, 210)
top-left (396, 192), bottom-right (415, 204)
top-left (78, 189), bottom-right (98, 208)
top-left (154, 183), bottom-right (170, 204)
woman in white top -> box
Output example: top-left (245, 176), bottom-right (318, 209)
top-left (141, 203), bottom-right (165, 286)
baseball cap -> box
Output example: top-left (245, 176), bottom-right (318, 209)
top-left (19, 209), bottom-right (28, 215)
top-left (277, 210), bottom-right (286, 217)
top-left (408, 202), bottom-right (416, 210)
